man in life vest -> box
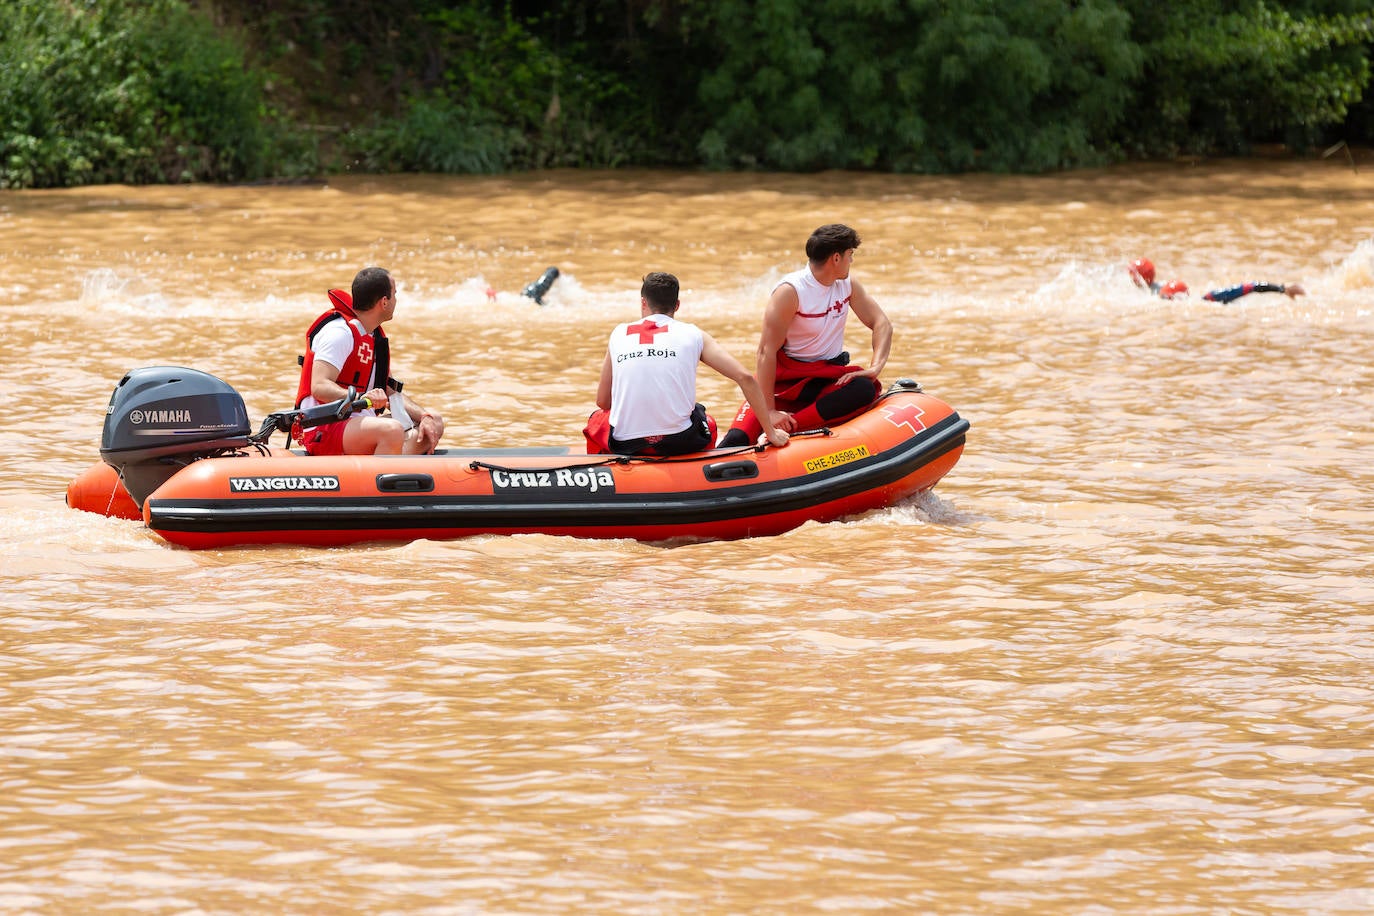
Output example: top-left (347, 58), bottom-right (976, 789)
top-left (1128, 257), bottom-right (1306, 303)
top-left (294, 266), bottom-right (445, 455)
top-left (718, 223), bottom-right (892, 447)
top-left (583, 271), bottom-right (788, 456)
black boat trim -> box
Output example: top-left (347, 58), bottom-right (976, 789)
top-left (148, 413), bottom-right (968, 536)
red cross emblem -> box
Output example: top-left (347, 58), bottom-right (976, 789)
top-left (357, 340), bottom-right (373, 362)
top-left (882, 401), bottom-right (927, 433)
top-left (626, 320), bottom-right (669, 344)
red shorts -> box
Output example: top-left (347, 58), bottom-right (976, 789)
top-left (300, 420), bottom-right (348, 456)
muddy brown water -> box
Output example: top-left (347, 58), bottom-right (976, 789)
top-left (2, 161), bottom-right (1372, 912)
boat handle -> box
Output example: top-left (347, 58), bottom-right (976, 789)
top-left (702, 460), bottom-right (759, 482)
top-left (376, 473), bottom-right (435, 493)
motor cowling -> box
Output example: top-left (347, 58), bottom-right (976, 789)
top-left (100, 366), bottom-right (252, 507)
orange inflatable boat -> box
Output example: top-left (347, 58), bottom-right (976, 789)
top-left (68, 367), bottom-right (968, 549)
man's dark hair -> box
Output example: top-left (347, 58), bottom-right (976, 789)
top-left (352, 267), bottom-right (392, 311)
top-left (640, 271), bottom-right (680, 313)
top-left (805, 224), bottom-right (861, 263)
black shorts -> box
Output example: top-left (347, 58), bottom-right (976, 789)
top-left (610, 403), bottom-right (713, 457)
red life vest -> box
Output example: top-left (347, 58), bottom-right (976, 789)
top-left (294, 289), bottom-right (391, 409)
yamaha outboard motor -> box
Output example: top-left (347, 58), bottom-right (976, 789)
top-left (100, 367), bottom-right (252, 507)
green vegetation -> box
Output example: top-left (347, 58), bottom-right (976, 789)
top-left (0, 0), bottom-right (271, 187)
top-left (2, 0), bottom-right (1372, 187)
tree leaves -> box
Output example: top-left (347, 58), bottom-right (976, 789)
top-left (3, 0), bottom-right (1371, 184)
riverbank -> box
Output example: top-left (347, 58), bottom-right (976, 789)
top-left (5, 0), bottom-right (1372, 188)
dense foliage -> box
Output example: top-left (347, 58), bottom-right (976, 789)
top-left (2, 0), bottom-right (1372, 187)
top-left (0, 0), bottom-right (272, 187)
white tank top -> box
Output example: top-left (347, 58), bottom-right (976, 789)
top-left (776, 266), bottom-right (852, 361)
top-left (607, 313), bottom-right (705, 439)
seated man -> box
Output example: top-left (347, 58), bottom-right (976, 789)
top-left (1129, 257), bottom-right (1306, 302)
top-left (719, 223), bottom-right (892, 447)
top-left (293, 266), bottom-right (445, 455)
top-left (584, 271), bottom-right (788, 456)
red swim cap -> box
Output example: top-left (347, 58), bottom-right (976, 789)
top-left (1159, 279), bottom-right (1189, 299)
top-left (1129, 258), bottom-right (1155, 286)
